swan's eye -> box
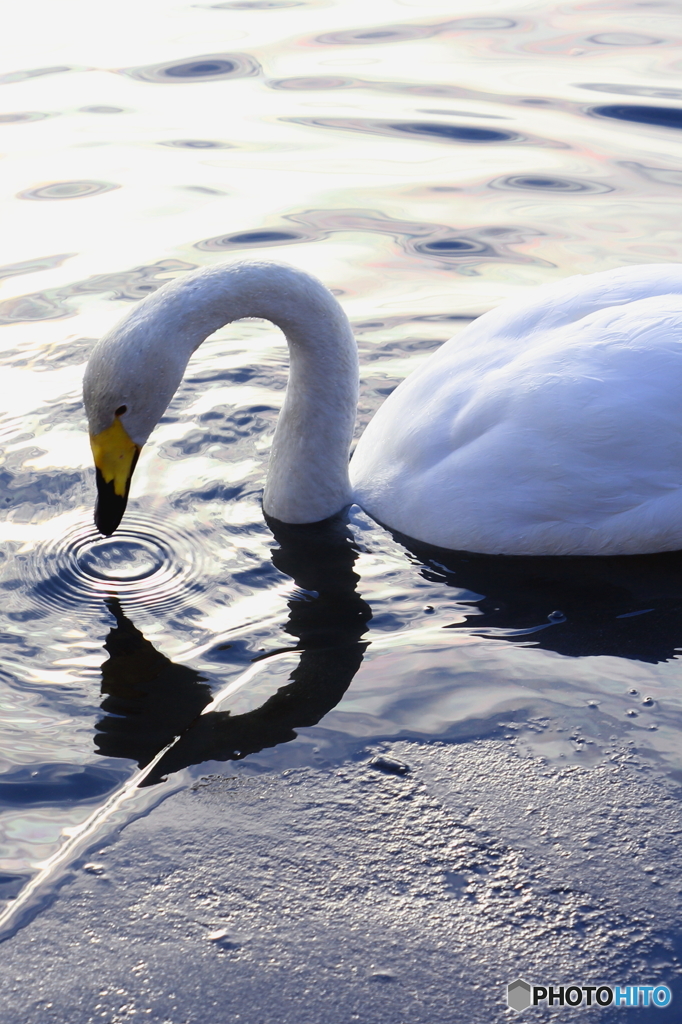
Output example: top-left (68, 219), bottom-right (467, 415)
top-left (115, 405), bottom-right (127, 416)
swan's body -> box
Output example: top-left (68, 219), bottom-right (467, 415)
top-left (84, 261), bottom-right (682, 556)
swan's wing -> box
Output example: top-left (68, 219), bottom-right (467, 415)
top-left (438, 262), bottom-right (682, 363)
top-left (351, 288), bottom-right (682, 555)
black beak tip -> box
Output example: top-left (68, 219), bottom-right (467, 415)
top-left (94, 469), bottom-right (128, 537)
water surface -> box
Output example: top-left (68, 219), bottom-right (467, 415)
top-left (1, 0), bottom-right (682, 930)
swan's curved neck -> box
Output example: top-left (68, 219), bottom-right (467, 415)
top-left (108, 262), bottom-right (358, 523)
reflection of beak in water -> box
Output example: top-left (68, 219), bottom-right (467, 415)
top-left (95, 516), bottom-right (371, 785)
top-left (96, 600), bottom-right (213, 765)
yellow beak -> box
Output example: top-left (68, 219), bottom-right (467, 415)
top-left (90, 417), bottom-right (141, 535)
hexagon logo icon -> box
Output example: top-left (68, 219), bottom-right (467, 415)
top-left (508, 979), bottom-right (532, 1012)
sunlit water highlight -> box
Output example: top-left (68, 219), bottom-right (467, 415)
top-left (2, 0), bottom-right (682, 933)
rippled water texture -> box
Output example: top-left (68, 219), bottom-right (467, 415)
top-left (2, 0), bottom-right (682, 927)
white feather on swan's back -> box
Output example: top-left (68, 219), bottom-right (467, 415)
top-left (351, 265), bottom-right (682, 555)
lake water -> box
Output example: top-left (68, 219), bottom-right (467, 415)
top-left (1, 0), bottom-right (682, 937)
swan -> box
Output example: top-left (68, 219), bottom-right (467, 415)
top-left (83, 260), bottom-right (682, 556)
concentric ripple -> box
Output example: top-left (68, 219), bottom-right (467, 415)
top-left (26, 513), bottom-right (204, 614)
top-left (0, 112), bottom-right (51, 123)
top-left (158, 139), bottom-right (233, 149)
top-left (121, 52), bottom-right (260, 84)
top-left (490, 174), bottom-right (612, 194)
top-left (77, 538), bottom-right (165, 584)
top-left (16, 180), bottom-right (120, 201)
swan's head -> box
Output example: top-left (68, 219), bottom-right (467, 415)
top-left (85, 409), bottom-right (141, 537)
top-left (83, 307), bottom-right (191, 535)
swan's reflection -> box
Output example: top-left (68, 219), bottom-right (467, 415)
top-left (95, 516), bottom-right (371, 784)
top-left (404, 537), bottom-right (682, 664)
top-left (95, 518), bottom-right (682, 785)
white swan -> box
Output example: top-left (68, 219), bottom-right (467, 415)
top-left (83, 260), bottom-right (682, 556)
